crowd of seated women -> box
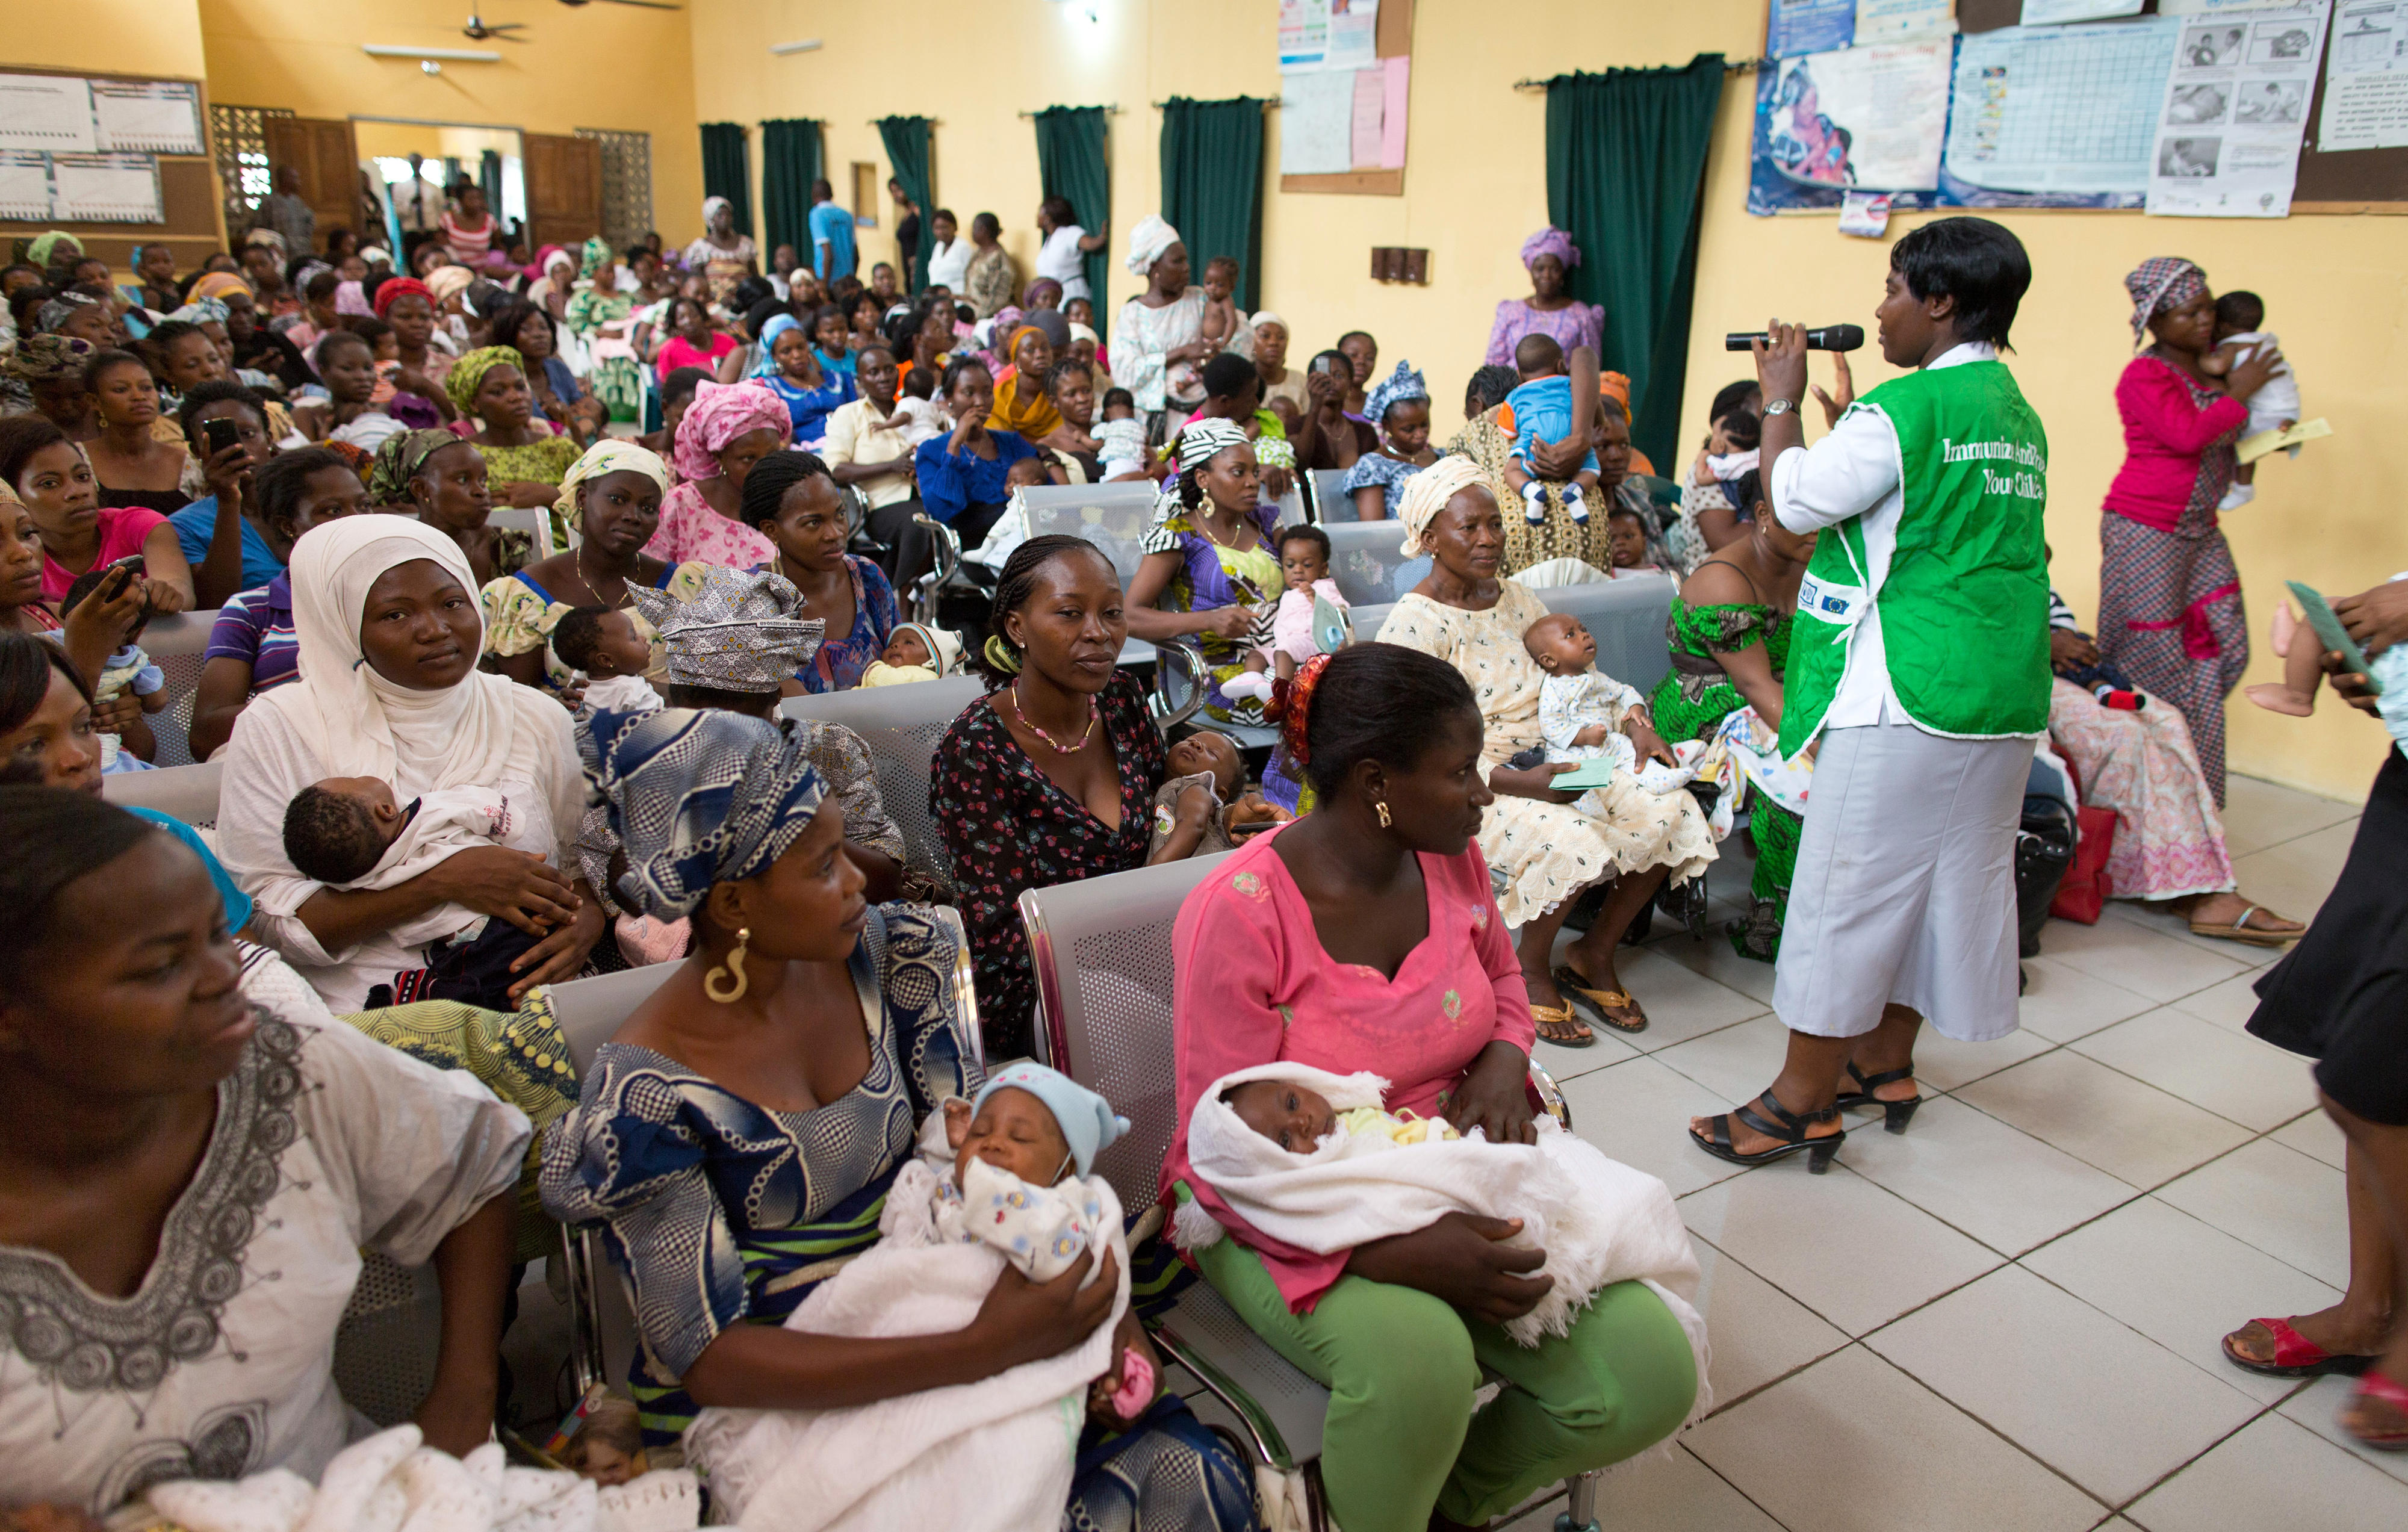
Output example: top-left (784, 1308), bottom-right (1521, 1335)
top-left (0, 212), bottom-right (2313, 1531)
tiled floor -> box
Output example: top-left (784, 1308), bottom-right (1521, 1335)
top-left (1474, 772), bottom-right (2403, 1531)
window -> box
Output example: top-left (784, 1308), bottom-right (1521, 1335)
top-left (851, 162), bottom-right (879, 229)
top-left (209, 104), bottom-right (293, 222)
top-left (576, 128), bottom-right (654, 254)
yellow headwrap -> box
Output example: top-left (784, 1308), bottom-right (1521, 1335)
top-left (1395, 455), bottom-right (1491, 559)
top-left (552, 439), bottom-right (671, 524)
top-left (446, 346), bottom-right (526, 415)
top-left (190, 271), bottom-right (253, 303)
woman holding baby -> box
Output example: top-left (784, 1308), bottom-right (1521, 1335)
top-left (1376, 460), bottom-right (1715, 1041)
top-left (1167, 642), bottom-right (1702, 1532)
top-left (542, 706), bottom-right (1252, 1525)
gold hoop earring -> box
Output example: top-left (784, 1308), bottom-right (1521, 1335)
top-left (1375, 800), bottom-right (1392, 830)
top-left (704, 926), bottom-right (751, 1003)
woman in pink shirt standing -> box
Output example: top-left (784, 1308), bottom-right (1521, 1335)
top-left (1161, 643), bottom-right (1699, 1532)
top-left (2098, 258), bottom-right (2286, 803)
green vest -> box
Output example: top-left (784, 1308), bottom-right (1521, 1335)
top-left (1779, 360), bottom-right (2051, 755)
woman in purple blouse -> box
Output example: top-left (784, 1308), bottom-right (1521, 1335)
top-left (1485, 227), bottom-right (1606, 368)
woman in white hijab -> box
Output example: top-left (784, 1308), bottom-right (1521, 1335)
top-left (1109, 214), bottom-right (1214, 428)
top-left (217, 513), bottom-right (601, 1010)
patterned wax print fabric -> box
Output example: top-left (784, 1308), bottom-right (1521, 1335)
top-left (1139, 495), bottom-right (1282, 726)
top-left (2045, 675), bottom-right (2236, 900)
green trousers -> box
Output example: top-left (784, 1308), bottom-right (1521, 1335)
top-left (1193, 1234), bottom-right (1698, 1532)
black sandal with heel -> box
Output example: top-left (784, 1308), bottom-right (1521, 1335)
top-left (1832, 1061), bottom-right (1923, 1134)
top-left (1690, 1090), bottom-right (1845, 1173)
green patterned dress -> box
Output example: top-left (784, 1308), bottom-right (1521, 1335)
top-left (1650, 592), bottom-right (1802, 946)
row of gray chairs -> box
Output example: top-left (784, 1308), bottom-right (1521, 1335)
top-left (125, 606), bottom-right (219, 769)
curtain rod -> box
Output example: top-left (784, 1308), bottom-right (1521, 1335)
top-left (1149, 98), bottom-right (1283, 108)
top-left (1017, 104), bottom-right (1123, 119)
top-left (864, 118), bottom-right (943, 126)
top-left (1512, 58), bottom-right (1757, 90)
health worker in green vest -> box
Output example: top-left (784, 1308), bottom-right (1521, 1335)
top-left (1690, 217), bottom-right (2050, 1173)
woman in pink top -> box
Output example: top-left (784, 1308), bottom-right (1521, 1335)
top-left (1162, 644), bottom-right (1699, 1532)
top-left (2098, 258), bottom-right (2286, 804)
top-left (642, 380), bottom-right (789, 568)
top-left (0, 416), bottom-right (194, 612)
top-left (654, 296), bottom-right (740, 385)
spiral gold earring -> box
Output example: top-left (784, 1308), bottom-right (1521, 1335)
top-left (705, 926), bottom-right (751, 1003)
top-left (1375, 799), bottom-right (1392, 830)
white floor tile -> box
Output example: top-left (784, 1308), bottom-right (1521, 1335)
top-left (1529, 1017), bottom-right (1644, 1082)
top-left (1500, 1445), bottom-right (1786, 1532)
top-left (2217, 773), bottom-right (2360, 860)
top-left (2019, 1196), bottom-right (2344, 1407)
top-left (1690, 1236), bottom-right (1849, 1412)
top-left (1684, 1345), bottom-right (2103, 1532)
top-left (1955, 1050), bottom-right (2256, 1189)
top-left (1581, 943), bottom-right (1773, 1053)
top-left (2156, 1139), bottom-right (2350, 1289)
top-left (2277, 1372), bottom-right (2408, 1487)
top-left (1840, 1097), bottom-right (2138, 1257)
top-left (1560, 1055), bottom-right (1760, 1200)
top-left (1646, 929), bottom-right (1780, 1009)
top-left (2101, 898), bottom-right (2291, 973)
top-left (1908, 1023), bottom-right (2059, 1092)
top-left (2038, 915), bottom-right (2251, 1003)
top-left (2070, 1008), bottom-right (2323, 1132)
top-left (2227, 816), bottom-right (2360, 928)
top-left (2122, 1410), bottom-right (2408, 1532)
top-left (1678, 1168), bottom-right (2002, 1338)
top-left (1864, 1265), bottom-right (2261, 1506)
top-left (2168, 971), bottom-right (2267, 1033)
top-left (1646, 1013), bottom-right (1793, 1109)
top-left (2269, 1106), bottom-right (2347, 1171)
top-left (2015, 953), bottom-right (2165, 1043)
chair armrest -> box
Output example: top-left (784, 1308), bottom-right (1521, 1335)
top-left (1528, 1056), bottom-right (1571, 1131)
top-left (1149, 637), bottom-right (1211, 732)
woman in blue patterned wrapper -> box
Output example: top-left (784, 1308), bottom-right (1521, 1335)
top-left (1125, 417), bottom-right (1280, 729)
top-left (542, 707), bottom-right (1253, 1527)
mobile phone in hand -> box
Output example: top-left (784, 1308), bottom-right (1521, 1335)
top-left (202, 416), bottom-right (241, 456)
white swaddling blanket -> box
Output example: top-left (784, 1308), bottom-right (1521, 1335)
top-left (1175, 1062), bottom-right (1707, 1395)
top-left (686, 1159), bottom-right (1130, 1532)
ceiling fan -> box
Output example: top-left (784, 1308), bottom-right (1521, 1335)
top-left (557, 1), bottom-right (686, 10)
top-left (461, 14), bottom-right (529, 39)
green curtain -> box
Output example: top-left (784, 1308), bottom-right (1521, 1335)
top-left (1544, 55), bottom-right (1725, 468)
top-left (1033, 106), bottom-right (1111, 308)
top-left (699, 122), bottom-right (754, 237)
top-left (1159, 97), bottom-right (1265, 311)
top-left (760, 119), bottom-right (822, 266)
top-left (877, 116), bottom-right (934, 291)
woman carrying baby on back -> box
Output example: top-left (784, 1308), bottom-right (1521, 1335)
top-left (1164, 643), bottom-right (1703, 1532)
top-left (541, 707), bottom-right (1252, 1531)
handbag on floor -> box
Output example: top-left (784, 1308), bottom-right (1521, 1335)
top-left (2048, 804), bottom-right (2120, 925)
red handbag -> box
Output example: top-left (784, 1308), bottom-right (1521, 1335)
top-left (2050, 804), bottom-right (2120, 924)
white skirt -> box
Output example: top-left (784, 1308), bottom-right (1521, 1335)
top-left (1772, 714), bottom-right (2034, 1041)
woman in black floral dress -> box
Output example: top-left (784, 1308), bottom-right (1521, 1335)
top-left (932, 535), bottom-right (1167, 1059)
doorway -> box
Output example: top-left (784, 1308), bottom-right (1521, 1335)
top-left (353, 119), bottom-right (528, 263)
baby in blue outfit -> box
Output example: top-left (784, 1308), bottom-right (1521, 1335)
top-left (1504, 334), bottom-right (1601, 527)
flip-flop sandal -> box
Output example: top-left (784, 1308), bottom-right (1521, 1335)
top-left (1553, 966), bottom-right (1648, 1033)
top-left (2345, 1370), bottom-right (2408, 1451)
top-left (1531, 999), bottom-right (1595, 1049)
top-left (2189, 902), bottom-right (2301, 947)
top-left (2220, 1316), bottom-right (2379, 1378)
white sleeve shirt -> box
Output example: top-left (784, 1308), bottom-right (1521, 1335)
top-left (1769, 341), bottom-right (1996, 733)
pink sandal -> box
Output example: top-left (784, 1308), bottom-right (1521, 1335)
top-left (2221, 1317), bottom-right (2378, 1378)
top-left (2345, 1370), bottom-right (2408, 1452)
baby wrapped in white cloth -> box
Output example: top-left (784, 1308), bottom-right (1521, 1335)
top-left (686, 1064), bottom-right (1137, 1532)
top-left (1175, 1062), bottom-right (1708, 1394)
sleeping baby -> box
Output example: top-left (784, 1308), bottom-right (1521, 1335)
top-left (1178, 1061), bottom-right (1710, 1380)
top-left (687, 1064), bottom-right (1152, 1532)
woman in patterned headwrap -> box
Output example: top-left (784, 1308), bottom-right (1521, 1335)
top-left (365, 427), bottom-right (531, 585)
top-left (2098, 257), bottom-right (2288, 805)
top-left (642, 379), bottom-right (793, 568)
top-left (446, 345), bottom-right (581, 512)
top-left (544, 707), bottom-right (1253, 1528)
top-left (1341, 359), bottom-right (1438, 521)
top-left (1126, 417), bottom-right (1280, 728)
top-left (1485, 226), bottom-right (1606, 368)
top-left (1376, 457), bottom-right (1713, 1041)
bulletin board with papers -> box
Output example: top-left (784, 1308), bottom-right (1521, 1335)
top-left (1279, 0), bottom-right (1415, 194)
top-left (1747, 0), bottom-right (2406, 216)
top-left (0, 65), bottom-right (219, 258)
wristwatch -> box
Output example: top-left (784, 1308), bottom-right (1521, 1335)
top-left (1763, 398), bottom-right (1801, 418)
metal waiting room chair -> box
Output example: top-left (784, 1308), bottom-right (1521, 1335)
top-left (782, 675), bottom-right (986, 900)
top-left (103, 758), bottom-right (225, 828)
top-left (1017, 858), bottom-right (1592, 1532)
top-left (136, 607), bottom-right (219, 769)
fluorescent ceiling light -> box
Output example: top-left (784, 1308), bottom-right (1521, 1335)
top-left (362, 45), bottom-right (503, 62)
top-left (771, 39), bottom-right (823, 54)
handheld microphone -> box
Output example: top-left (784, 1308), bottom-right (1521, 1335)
top-left (1726, 324), bottom-right (1865, 353)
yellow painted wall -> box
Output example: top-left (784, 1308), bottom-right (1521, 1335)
top-left (6, 0), bottom-right (209, 81)
top-left (195, 0), bottom-right (703, 247)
